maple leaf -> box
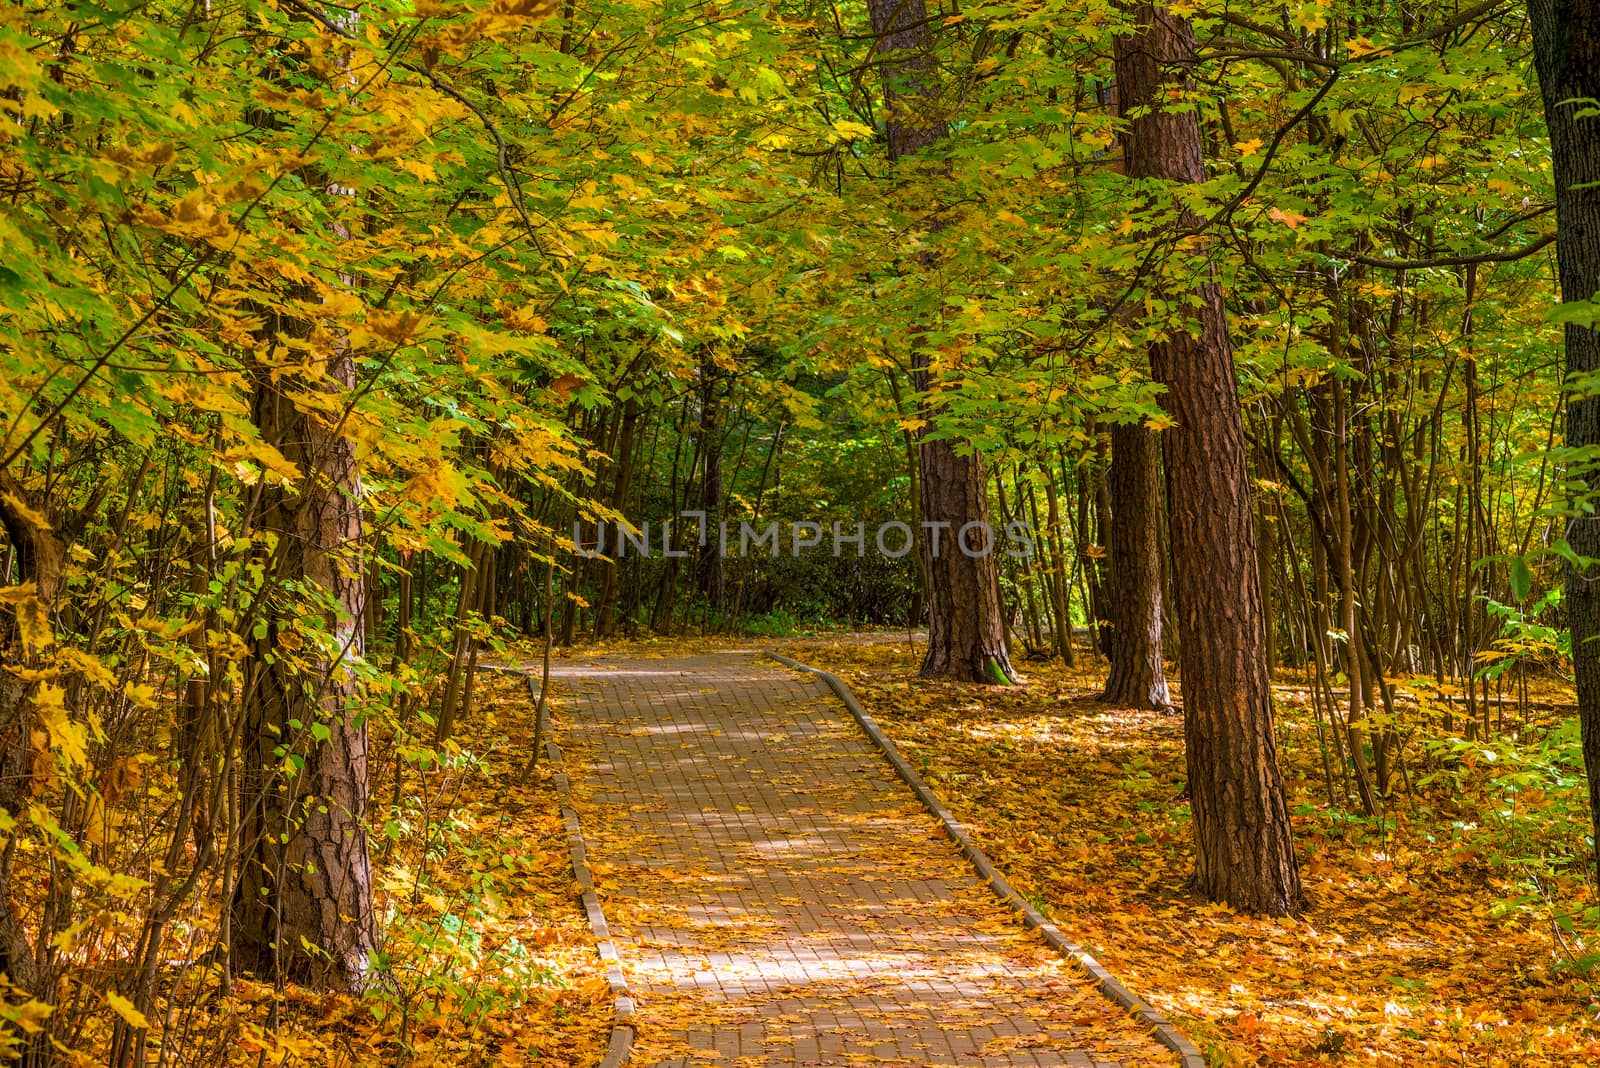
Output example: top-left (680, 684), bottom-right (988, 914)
top-left (106, 992), bottom-right (148, 1030)
top-left (1269, 207), bottom-right (1308, 229)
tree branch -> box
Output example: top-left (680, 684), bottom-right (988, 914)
top-left (1337, 231), bottom-right (1555, 270)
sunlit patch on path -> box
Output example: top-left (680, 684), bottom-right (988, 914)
top-left (554, 649), bottom-right (1176, 1067)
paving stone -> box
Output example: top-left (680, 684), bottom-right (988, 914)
top-left (555, 649), bottom-right (1175, 1068)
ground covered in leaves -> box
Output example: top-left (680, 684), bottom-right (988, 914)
top-left (778, 634), bottom-right (1600, 1068)
top-left (147, 674), bottom-right (610, 1068)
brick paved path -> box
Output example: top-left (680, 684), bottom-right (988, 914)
top-left (555, 649), bottom-right (1174, 1068)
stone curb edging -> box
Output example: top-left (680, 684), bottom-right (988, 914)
top-left (768, 651), bottom-right (1206, 1068)
top-left (484, 665), bottom-right (635, 1067)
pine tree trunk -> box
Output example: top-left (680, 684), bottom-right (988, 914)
top-left (1528, 0), bottom-right (1600, 880)
top-left (1115, 1), bottom-right (1300, 914)
top-left (1101, 422), bottom-right (1171, 709)
top-left (866, 0), bottom-right (1016, 684)
top-left (233, 344), bottom-right (378, 991)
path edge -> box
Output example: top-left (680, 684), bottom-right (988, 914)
top-left (768, 651), bottom-right (1206, 1068)
top-left (486, 665), bottom-right (635, 1067)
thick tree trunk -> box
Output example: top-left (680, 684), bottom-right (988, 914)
top-left (1101, 422), bottom-right (1171, 709)
top-left (915, 424), bottom-right (1017, 683)
top-left (233, 342), bottom-right (378, 991)
top-left (866, 0), bottom-right (1015, 683)
top-left (1115, 2), bottom-right (1300, 914)
top-left (1528, 0), bottom-right (1600, 879)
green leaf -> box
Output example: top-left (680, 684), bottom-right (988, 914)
top-left (1547, 301), bottom-right (1600, 328)
top-left (1509, 556), bottom-right (1532, 602)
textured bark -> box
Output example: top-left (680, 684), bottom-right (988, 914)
top-left (915, 430), bottom-right (1017, 683)
top-left (233, 338), bottom-right (378, 991)
top-left (0, 473), bottom-right (62, 999)
top-left (1115, 2), bottom-right (1301, 913)
top-left (864, 0), bottom-right (946, 159)
top-left (867, 0), bottom-right (1014, 683)
top-left (1529, 0), bottom-right (1600, 878)
top-left (1100, 422), bottom-right (1171, 709)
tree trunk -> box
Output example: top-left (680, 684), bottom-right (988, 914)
top-left (232, 337), bottom-right (378, 991)
top-left (1115, 1), bottom-right (1300, 914)
top-left (595, 397), bottom-right (639, 638)
top-left (696, 364), bottom-right (727, 616)
top-left (1528, 0), bottom-right (1600, 880)
top-left (866, 0), bottom-right (1016, 684)
top-left (1040, 475), bottom-right (1075, 664)
top-left (1101, 422), bottom-right (1171, 709)
top-left (915, 430), bottom-right (1017, 683)
top-left (1081, 439), bottom-right (1113, 656)
top-left (0, 474), bottom-right (62, 1004)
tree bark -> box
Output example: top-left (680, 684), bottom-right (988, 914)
top-left (866, 0), bottom-right (1016, 684)
top-left (0, 473), bottom-right (62, 1001)
top-left (696, 364), bottom-right (727, 616)
top-left (914, 431), bottom-right (1017, 682)
top-left (1528, 0), bottom-right (1600, 879)
top-left (1040, 475), bottom-right (1075, 664)
top-left (1115, 1), bottom-right (1300, 914)
top-left (1101, 422), bottom-right (1171, 709)
top-left (233, 329), bottom-right (378, 991)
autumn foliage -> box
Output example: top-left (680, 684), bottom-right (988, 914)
top-left (2, 0), bottom-right (1599, 1062)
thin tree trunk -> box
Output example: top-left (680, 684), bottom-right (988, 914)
top-left (435, 540), bottom-right (486, 744)
top-left (595, 398), bottom-right (640, 638)
top-left (696, 365), bottom-right (727, 616)
top-left (1038, 474), bottom-right (1074, 664)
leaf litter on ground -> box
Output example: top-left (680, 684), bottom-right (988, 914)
top-left (777, 633), bottom-right (1600, 1068)
top-left (148, 673), bottom-right (611, 1068)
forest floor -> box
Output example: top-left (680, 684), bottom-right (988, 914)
top-left (766, 633), bottom-right (1600, 1068)
top-left (174, 634), bottom-right (1597, 1068)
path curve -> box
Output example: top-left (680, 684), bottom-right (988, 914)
top-left (555, 648), bottom-right (1180, 1068)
